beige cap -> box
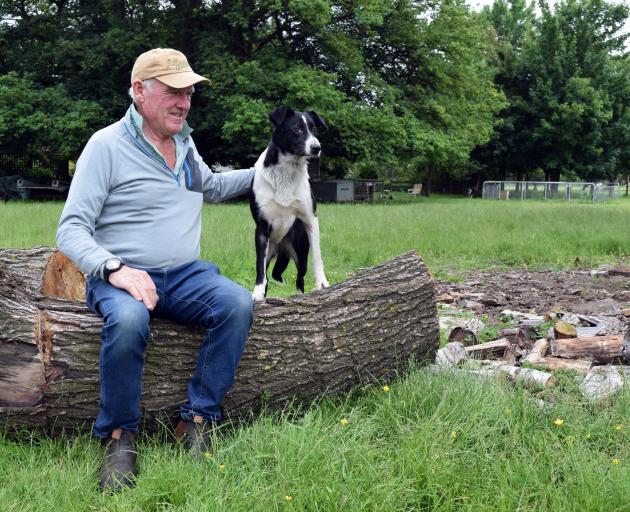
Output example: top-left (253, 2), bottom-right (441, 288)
top-left (131, 48), bottom-right (209, 88)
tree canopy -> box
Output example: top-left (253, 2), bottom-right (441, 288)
top-left (474, 0), bottom-right (630, 184)
top-left (1, 0), bottom-right (629, 189)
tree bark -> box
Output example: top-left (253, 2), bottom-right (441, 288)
top-left (0, 248), bottom-right (439, 433)
top-left (551, 335), bottom-right (623, 364)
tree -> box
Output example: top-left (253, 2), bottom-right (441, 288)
top-left (0, 72), bottom-right (105, 161)
top-left (475, 0), bottom-right (630, 183)
top-left (0, 0), bottom-right (506, 183)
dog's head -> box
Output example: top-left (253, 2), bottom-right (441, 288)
top-left (269, 106), bottom-right (327, 158)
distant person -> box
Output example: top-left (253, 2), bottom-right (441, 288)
top-left (56, 48), bottom-right (255, 492)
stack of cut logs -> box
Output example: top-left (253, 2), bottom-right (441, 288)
top-left (436, 308), bottom-right (630, 400)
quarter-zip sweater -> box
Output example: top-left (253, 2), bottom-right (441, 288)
top-left (56, 105), bottom-right (255, 278)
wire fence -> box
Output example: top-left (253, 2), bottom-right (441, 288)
top-left (482, 181), bottom-right (620, 202)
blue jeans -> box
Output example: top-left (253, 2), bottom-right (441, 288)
top-left (86, 259), bottom-right (253, 438)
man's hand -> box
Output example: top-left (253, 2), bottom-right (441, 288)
top-left (108, 266), bottom-right (158, 310)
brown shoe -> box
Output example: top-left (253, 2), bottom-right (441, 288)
top-left (98, 429), bottom-right (138, 492)
top-left (175, 416), bottom-right (215, 458)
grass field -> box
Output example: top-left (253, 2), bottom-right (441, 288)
top-left (1, 196), bottom-right (630, 511)
top-left (2, 195), bottom-right (630, 287)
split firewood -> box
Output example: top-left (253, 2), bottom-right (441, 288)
top-left (465, 338), bottom-right (510, 359)
top-left (500, 310), bottom-right (544, 322)
top-left (622, 328), bottom-right (629, 363)
top-left (533, 357), bottom-right (592, 376)
top-left (551, 335), bottom-right (623, 364)
top-left (580, 365), bottom-right (630, 400)
top-left (435, 342), bottom-right (467, 367)
top-left (515, 325), bottom-right (537, 351)
top-left (554, 320), bottom-right (577, 339)
top-left (522, 338), bottom-right (550, 363)
top-left (447, 327), bottom-right (478, 346)
top-left (481, 361), bottom-right (557, 388)
top-left (607, 267), bottom-right (630, 277)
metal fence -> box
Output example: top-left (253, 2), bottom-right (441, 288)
top-left (482, 181), bottom-right (620, 202)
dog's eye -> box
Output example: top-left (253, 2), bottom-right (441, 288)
top-left (294, 127), bottom-right (304, 134)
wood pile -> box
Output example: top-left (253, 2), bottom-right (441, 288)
top-left (435, 295), bottom-right (630, 400)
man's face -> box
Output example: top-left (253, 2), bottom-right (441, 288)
top-left (136, 79), bottom-right (193, 139)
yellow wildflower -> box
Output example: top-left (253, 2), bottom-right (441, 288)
top-left (450, 431), bottom-right (458, 440)
top-left (219, 464), bottom-right (225, 470)
top-left (203, 451), bottom-right (213, 460)
top-left (554, 418), bottom-right (564, 427)
top-left (285, 496), bottom-right (293, 502)
top-left (340, 418), bottom-right (349, 426)
top-left (612, 459), bottom-right (620, 465)
top-left (615, 424), bottom-right (623, 432)
top-left (382, 385), bottom-right (391, 392)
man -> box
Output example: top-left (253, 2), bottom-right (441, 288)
top-left (56, 48), bottom-right (255, 492)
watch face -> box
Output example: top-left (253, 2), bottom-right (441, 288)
top-left (106, 259), bottom-right (121, 271)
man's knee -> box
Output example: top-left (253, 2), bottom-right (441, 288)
top-left (103, 301), bottom-right (150, 354)
top-left (228, 285), bottom-right (254, 324)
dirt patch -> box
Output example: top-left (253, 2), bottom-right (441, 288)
top-left (436, 268), bottom-right (630, 321)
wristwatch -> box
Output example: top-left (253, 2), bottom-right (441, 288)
top-left (103, 258), bottom-right (124, 282)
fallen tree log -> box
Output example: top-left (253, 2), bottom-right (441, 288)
top-left (0, 248), bottom-right (439, 433)
top-left (550, 335), bottom-right (623, 364)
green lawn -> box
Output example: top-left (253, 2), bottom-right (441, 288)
top-left (3, 195), bottom-right (630, 287)
top-left (1, 196), bottom-right (630, 511)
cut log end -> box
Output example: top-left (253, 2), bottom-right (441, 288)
top-left (40, 250), bottom-right (85, 301)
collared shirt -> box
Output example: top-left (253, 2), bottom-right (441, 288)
top-left (129, 102), bottom-right (192, 177)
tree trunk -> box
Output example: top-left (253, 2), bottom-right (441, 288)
top-left (421, 164), bottom-right (433, 197)
top-left (0, 248), bottom-right (439, 433)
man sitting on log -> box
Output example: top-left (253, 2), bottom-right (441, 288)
top-left (56, 48), bottom-right (255, 492)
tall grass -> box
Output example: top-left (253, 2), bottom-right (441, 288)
top-left (1, 371), bottom-right (628, 511)
top-left (1, 196), bottom-right (629, 510)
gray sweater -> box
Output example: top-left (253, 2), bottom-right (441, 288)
top-left (56, 106), bottom-right (255, 278)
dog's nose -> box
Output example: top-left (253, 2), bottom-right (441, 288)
top-left (310, 144), bottom-right (321, 155)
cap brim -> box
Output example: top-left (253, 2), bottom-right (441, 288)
top-left (156, 72), bottom-right (210, 88)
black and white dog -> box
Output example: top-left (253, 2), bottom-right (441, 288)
top-left (250, 105), bottom-right (329, 301)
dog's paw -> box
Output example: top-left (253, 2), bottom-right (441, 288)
top-left (315, 278), bottom-right (329, 290)
top-left (252, 285), bottom-right (266, 302)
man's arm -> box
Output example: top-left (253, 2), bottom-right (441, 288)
top-left (56, 134), bottom-right (118, 279)
top-left (188, 140), bottom-right (255, 202)
top-left (57, 132), bottom-right (159, 309)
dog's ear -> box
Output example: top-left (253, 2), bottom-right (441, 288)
top-left (269, 105), bottom-right (293, 128)
top-left (308, 111), bottom-right (327, 131)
